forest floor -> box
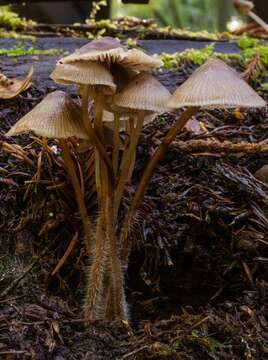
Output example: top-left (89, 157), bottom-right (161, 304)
top-left (0, 36), bottom-right (268, 360)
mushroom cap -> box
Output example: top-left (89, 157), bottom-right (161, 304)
top-left (59, 37), bottom-right (127, 64)
top-left (6, 91), bottom-right (89, 140)
top-left (119, 49), bottom-right (163, 71)
top-left (51, 61), bottom-right (116, 93)
top-left (114, 73), bottom-right (171, 113)
top-left (234, 0), bottom-right (254, 14)
top-left (168, 59), bottom-right (266, 109)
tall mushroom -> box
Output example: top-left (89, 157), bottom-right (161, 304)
top-left (6, 91), bottom-right (94, 251)
top-left (120, 59), bottom-right (266, 261)
top-left (52, 38), bottom-right (164, 321)
top-left (113, 72), bottom-right (171, 214)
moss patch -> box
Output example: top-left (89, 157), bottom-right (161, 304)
top-left (0, 43), bottom-right (63, 57)
top-left (160, 38), bottom-right (268, 69)
top-left (0, 6), bottom-right (35, 30)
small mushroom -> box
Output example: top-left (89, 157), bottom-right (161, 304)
top-left (113, 72), bottom-right (171, 213)
top-left (59, 37), bottom-right (127, 64)
top-left (119, 48), bottom-right (163, 71)
top-left (234, 0), bottom-right (268, 33)
top-left (6, 91), bottom-right (94, 251)
top-left (168, 59), bottom-right (266, 109)
top-left (51, 60), bottom-right (115, 176)
top-left (120, 59), bottom-right (266, 260)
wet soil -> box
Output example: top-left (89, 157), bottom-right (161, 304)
top-left (0, 55), bottom-right (268, 359)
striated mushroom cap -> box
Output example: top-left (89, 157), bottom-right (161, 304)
top-left (50, 60), bottom-right (116, 94)
top-left (234, 0), bottom-right (254, 15)
top-left (6, 91), bottom-right (89, 140)
top-left (59, 37), bottom-right (127, 64)
top-left (168, 59), bottom-right (266, 109)
top-left (114, 73), bottom-right (171, 113)
top-left (119, 48), bottom-right (163, 71)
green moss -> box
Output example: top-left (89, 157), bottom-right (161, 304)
top-left (0, 6), bottom-right (35, 30)
top-left (237, 37), bottom-right (268, 67)
top-left (0, 43), bottom-right (63, 57)
top-left (0, 29), bottom-right (35, 41)
top-left (160, 39), bottom-right (268, 69)
top-left (85, 16), bottom-right (234, 41)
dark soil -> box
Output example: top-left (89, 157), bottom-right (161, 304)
top-left (0, 61), bottom-right (268, 359)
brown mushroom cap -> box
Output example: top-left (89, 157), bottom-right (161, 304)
top-left (119, 48), bottom-right (163, 71)
top-left (50, 61), bottom-right (116, 94)
top-left (114, 73), bottom-right (171, 113)
top-left (58, 37), bottom-right (163, 74)
top-left (59, 37), bottom-right (127, 64)
top-left (168, 59), bottom-right (266, 109)
top-left (6, 91), bottom-right (89, 140)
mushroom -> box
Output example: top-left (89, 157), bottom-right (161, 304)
top-left (6, 91), bottom-right (94, 252)
top-left (120, 59), bottom-right (266, 260)
top-left (51, 60), bottom-right (116, 176)
top-left (59, 37), bottom-right (127, 64)
top-left (49, 38), bottom-right (165, 322)
top-left (113, 72), bottom-right (171, 213)
top-left (234, 0), bottom-right (268, 33)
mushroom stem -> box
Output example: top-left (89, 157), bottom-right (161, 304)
top-left (248, 11), bottom-right (268, 32)
top-left (112, 113), bottom-right (121, 177)
top-left (59, 139), bottom-right (94, 252)
top-left (81, 86), bottom-right (113, 179)
top-left (120, 107), bottom-right (199, 259)
top-left (105, 180), bottom-right (127, 320)
top-left (115, 111), bottom-right (145, 215)
top-left (84, 202), bottom-right (108, 322)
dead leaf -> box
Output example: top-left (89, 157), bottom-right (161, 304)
top-left (0, 66), bottom-right (33, 99)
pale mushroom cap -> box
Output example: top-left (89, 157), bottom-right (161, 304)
top-left (59, 37), bottom-right (127, 64)
top-left (6, 91), bottom-right (89, 140)
top-left (119, 49), bottom-right (163, 71)
top-left (114, 73), bottom-right (171, 113)
top-left (168, 59), bottom-right (266, 109)
top-left (50, 61), bottom-right (116, 93)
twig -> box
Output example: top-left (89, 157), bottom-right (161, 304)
top-left (173, 139), bottom-right (268, 154)
top-left (121, 345), bottom-right (149, 359)
top-left (51, 231), bottom-right (79, 276)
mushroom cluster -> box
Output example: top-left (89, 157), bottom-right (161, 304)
top-left (6, 37), bottom-right (266, 324)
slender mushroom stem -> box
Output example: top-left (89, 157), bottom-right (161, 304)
top-left (59, 139), bottom-right (94, 252)
top-left (84, 201), bottom-right (108, 322)
top-left (248, 10), bottom-right (268, 32)
top-left (126, 117), bottom-right (135, 182)
top-left (81, 86), bottom-right (114, 179)
top-left (119, 107), bottom-right (199, 260)
top-left (112, 113), bottom-right (121, 177)
top-left (115, 111), bottom-right (145, 215)
top-left (85, 92), bottom-right (126, 321)
top-left (105, 176), bottom-right (127, 320)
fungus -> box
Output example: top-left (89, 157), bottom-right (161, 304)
top-left (50, 60), bottom-right (116, 176)
top-left (120, 59), bottom-right (266, 261)
top-left (113, 72), bottom-right (171, 213)
top-left (234, 0), bottom-right (268, 33)
top-left (59, 37), bottom-right (127, 64)
top-left (46, 38), bottom-right (165, 322)
top-left (6, 91), bottom-right (94, 252)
